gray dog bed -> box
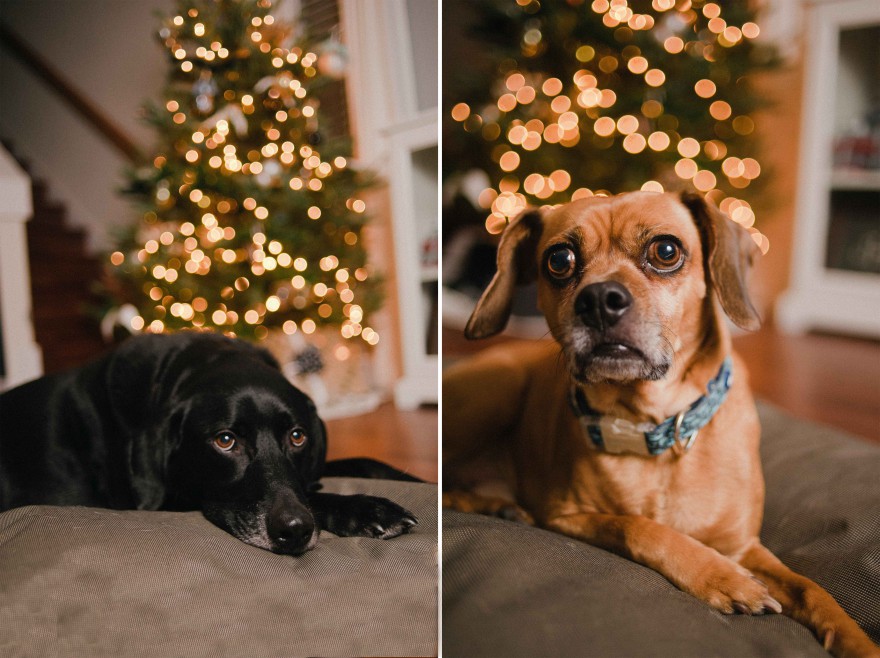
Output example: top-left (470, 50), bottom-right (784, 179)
top-left (0, 478), bottom-right (437, 657)
top-left (443, 402), bottom-right (879, 657)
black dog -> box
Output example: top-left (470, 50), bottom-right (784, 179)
top-left (0, 332), bottom-right (417, 555)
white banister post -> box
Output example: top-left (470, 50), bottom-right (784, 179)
top-left (0, 145), bottom-right (43, 389)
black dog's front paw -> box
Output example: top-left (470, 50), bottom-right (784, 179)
top-left (360, 496), bottom-right (419, 539)
top-left (310, 492), bottom-right (418, 539)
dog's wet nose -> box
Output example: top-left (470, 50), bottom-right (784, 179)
top-left (576, 281), bottom-right (633, 329)
top-left (267, 502), bottom-right (316, 554)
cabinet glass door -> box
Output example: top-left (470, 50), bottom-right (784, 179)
top-left (827, 24), bottom-right (880, 274)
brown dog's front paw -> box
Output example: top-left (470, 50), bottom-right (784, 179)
top-left (495, 503), bottom-right (535, 524)
top-left (443, 491), bottom-right (535, 525)
top-left (690, 561), bottom-right (782, 615)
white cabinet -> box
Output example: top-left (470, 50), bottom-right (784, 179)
top-left (777, 0), bottom-right (880, 337)
top-left (342, 0), bottom-right (438, 408)
top-left (386, 115), bottom-right (438, 409)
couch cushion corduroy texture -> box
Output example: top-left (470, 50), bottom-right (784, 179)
top-left (443, 402), bottom-right (879, 657)
top-left (0, 477), bottom-right (437, 658)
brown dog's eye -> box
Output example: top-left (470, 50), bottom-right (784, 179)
top-left (212, 431), bottom-right (237, 452)
top-left (646, 238), bottom-right (684, 273)
top-left (547, 247), bottom-right (576, 279)
top-left (289, 429), bottom-right (307, 448)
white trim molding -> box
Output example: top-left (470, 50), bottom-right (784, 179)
top-left (0, 145), bottom-right (43, 389)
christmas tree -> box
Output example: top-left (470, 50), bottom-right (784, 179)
top-left (445, 0), bottom-right (777, 252)
top-left (106, 0), bottom-right (381, 346)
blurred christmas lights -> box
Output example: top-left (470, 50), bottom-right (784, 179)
top-left (450, 0), bottom-right (774, 254)
top-left (107, 0), bottom-right (382, 341)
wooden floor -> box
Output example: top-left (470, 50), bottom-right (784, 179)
top-left (732, 328), bottom-right (879, 444)
top-left (326, 402), bottom-right (438, 482)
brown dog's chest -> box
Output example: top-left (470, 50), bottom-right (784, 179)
top-left (510, 359), bottom-right (763, 551)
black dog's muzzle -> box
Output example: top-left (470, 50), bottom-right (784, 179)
top-left (266, 489), bottom-right (318, 555)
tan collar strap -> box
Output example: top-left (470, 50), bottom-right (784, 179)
top-left (569, 357), bottom-right (734, 457)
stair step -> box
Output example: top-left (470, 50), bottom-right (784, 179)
top-left (32, 302), bottom-right (97, 319)
top-left (31, 279), bottom-right (98, 292)
top-left (39, 344), bottom-right (109, 375)
top-left (30, 260), bottom-right (101, 283)
top-left (29, 268), bottom-right (101, 287)
top-left (33, 306), bottom-right (103, 325)
top-left (33, 321), bottom-right (104, 346)
top-left (27, 222), bottom-right (87, 240)
top-left (27, 237), bottom-right (89, 258)
top-left (30, 180), bottom-right (55, 207)
top-left (28, 206), bottom-right (70, 226)
top-left (27, 247), bottom-right (98, 264)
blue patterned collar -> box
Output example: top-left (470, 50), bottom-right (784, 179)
top-left (569, 357), bottom-right (734, 457)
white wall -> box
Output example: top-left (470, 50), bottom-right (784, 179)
top-left (0, 0), bottom-right (172, 252)
top-left (405, 0), bottom-right (438, 112)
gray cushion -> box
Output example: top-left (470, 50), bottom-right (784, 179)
top-left (443, 402), bottom-right (879, 657)
top-left (0, 478), bottom-right (437, 657)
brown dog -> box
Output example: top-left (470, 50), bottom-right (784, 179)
top-left (443, 191), bottom-right (878, 657)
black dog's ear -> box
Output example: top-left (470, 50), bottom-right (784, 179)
top-left (302, 396), bottom-right (328, 485)
top-left (680, 192), bottom-right (762, 331)
top-left (236, 339), bottom-right (282, 370)
top-left (464, 208), bottom-right (544, 339)
top-left (105, 334), bottom-right (191, 509)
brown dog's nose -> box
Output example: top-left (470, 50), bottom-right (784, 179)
top-left (575, 281), bottom-right (633, 329)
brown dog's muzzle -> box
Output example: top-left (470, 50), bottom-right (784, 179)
top-left (572, 280), bottom-right (653, 377)
top-left (575, 281), bottom-right (633, 331)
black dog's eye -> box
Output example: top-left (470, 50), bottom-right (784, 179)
top-left (212, 431), bottom-right (237, 452)
top-left (547, 246), bottom-right (577, 280)
top-left (289, 428), bottom-right (307, 448)
top-left (646, 237), bottom-right (685, 273)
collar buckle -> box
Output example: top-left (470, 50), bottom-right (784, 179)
top-left (671, 409), bottom-right (699, 457)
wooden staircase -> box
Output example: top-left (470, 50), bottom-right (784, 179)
top-left (1, 24), bottom-right (134, 375)
top-left (24, 175), bottom-right (108, 374)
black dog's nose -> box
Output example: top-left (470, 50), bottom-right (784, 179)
top-left (575, 281), bottom-right (633, 329)
top-left (267, 502), bottom-right (316, 554)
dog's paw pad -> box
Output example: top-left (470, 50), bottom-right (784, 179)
top-left (694, 562), bottom-right (781, 616)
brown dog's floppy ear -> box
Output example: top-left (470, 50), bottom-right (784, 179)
top-left (464, 208), bottom-right (543, 339)
top-left (681, 192), bottom-right (762, 331)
